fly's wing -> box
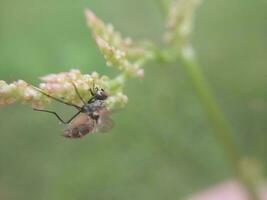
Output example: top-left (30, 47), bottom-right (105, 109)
top-left (63, 112), bottom-right (96, 138)
top-left (95, 108), bottom-right (114, 133)
top-left (96, 116), bottom-right (113, 133)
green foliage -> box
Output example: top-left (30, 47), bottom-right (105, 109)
top-left (0, 0), bottom-right (266, 199)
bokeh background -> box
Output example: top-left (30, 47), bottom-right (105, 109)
top-left (0, 0), bottom-right (266, 199)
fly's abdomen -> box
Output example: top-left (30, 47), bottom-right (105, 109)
top-left (63, 124), bottom-right (95, 138)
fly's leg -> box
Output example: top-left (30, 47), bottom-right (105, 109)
top-left (33, 109), bottom-right (81, 124)
top-left (87, 82), bottom-right (99, 103)
top-left (87, 88), bottom-right (96, 104)
top-left (33, 108), bottom-right (68, 124)
top-left (30, 85), bottom-right (82, 110)
top-left (71, 82), bottom-right (86, 105)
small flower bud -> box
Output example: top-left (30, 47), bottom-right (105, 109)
top-left (85, 8), bottom-right (155, 78)
top-left (0, 69), bottom-right (128, 110)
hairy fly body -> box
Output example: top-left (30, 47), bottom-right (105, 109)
top-left (32, 83), bottom-right (112, 138)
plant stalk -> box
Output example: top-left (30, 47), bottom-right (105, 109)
top-left (179, 45), bottom-right (259, 200)
top-left (154, 0), bottom-right (168, 18)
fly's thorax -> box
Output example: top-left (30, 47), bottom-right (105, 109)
top-left (83, 99), bottom-right (105, 113)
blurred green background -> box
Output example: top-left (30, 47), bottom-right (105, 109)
top-left (0, 0), bottom-right (266, 199)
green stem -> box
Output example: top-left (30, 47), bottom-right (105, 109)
top-left (179, 45), bottom-right (259, 200)
top-left (153, 0), bottom-right (168, 18)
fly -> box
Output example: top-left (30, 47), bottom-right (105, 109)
top-left (31, 82), bottom-right (112, 138)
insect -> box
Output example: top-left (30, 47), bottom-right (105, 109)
top-left (31, 83), bottom-right (113, 138)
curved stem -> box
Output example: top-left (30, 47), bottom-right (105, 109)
top-left (179, 45), bottom-right (259, 200)
top-left (180, 46), bottom-right (240, 171)
top-left (153, 0), bottom-right (168, 18)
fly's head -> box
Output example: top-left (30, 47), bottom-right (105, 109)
top-left (90, 85), bottom-right (108, 101)
top-left (95, 88), bottom-right (108, 100)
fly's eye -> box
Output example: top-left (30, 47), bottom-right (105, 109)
top-left (98, 88), bottom-right (105, 95)
top-left (96, 90), bottom-right (101, 96)
top-left (96, 90), bottom-right (103, 96)
top-left (95, 88), bottom-right (107, 100)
